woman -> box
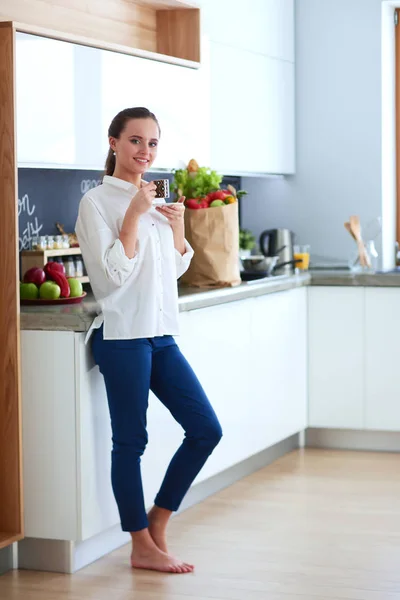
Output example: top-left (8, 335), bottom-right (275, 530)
top-left (75, 107), bottom-right (222, 574)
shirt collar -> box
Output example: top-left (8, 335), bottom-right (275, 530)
top-left (103, 175), bottom-right (138, 195)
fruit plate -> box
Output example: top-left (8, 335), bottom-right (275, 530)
top-left (20, 292), bottom-right (87, 306)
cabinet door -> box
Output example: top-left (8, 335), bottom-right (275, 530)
top-left (199, 0), bottom-right (294, 62)
top-left (21, 331), bottom-right (78, 540)
top-left (210, 43), bottom-right (295, 174)
top-left (365, 289), bottom-right (400, 431)
top-left (16, 33), bottom-right (210, 170)
top-left (308, 287), bottom-right (365, 429)
top-left (100, 45), bottom-right (211, 170)
top-left (175, 301), bottom-right (253, 481)
top-left (250, 288), bottom-right (307, 450)
top-left (16, 33), bottom-right (76, 166)
top-left (75, 334), bottom-right (120, 541)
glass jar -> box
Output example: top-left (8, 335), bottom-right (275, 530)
top-left (74, 258), bottom-right (83, 278)
top-left (62, 235), bottom-right (70, 249)
top-left (46, 235), bottom-right (54, 250)
top-left (31, 236), bottom-right (39, 250)
top-left (39, 236), bottom-right (47, 250)
top-left (54, 235), bottom-right (63, 249)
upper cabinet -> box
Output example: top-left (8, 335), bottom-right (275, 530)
top-left (99, 45), bottom-right (211, 170)
top-left (200, 0), bottom-right (295, 175)
top-left (16, 35), bottom-right (76, 166)
top-left (16, 32), bottom-right (210, 170)
top-left (15, 0), bottom-right (295, 175)
top-left (209, 43), bottom-right (295, 175)
top-left (198, 0), bottom-right (294, 62)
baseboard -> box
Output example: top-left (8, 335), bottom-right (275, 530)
top-left (0, 544), bottom-right (17, 575)
top-left (306, 427), bottom-right (400, 452)
top-left (18, 538), bottom-right (73, 573)
top-left (177, 433), bottom-right (300, 513)
top-left (17, 432), bottom-right (301, 573)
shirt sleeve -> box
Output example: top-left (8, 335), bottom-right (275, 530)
top-left (76, 196), bottom-right (139, 288)
top-left (175, 239), bottom-right (194, 279)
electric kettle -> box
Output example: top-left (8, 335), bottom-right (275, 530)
top-left (259, 228), bottom-right (295, 274)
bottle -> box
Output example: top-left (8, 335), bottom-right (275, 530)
top-left (74, 258), bottom-right (83, 278)
top-left (65, 257), bottom-right (76, 278)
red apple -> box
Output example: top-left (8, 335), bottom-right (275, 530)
top-left (23, 267), bottom-right (46, 286)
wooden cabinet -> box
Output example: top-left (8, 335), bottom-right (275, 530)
top-left (308, 287), bottom-right (365, 429)
top-left (0, 22), bottom-right (23, 551)
top-left (210, 42), bottom-right (295, 174)
top-left (365, 288), bottom-right (400, 431)
top-left (1, 0), bottom-right (201, 64)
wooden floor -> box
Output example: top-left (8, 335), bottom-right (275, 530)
top-left (1, 448), bottom-right (400, 599)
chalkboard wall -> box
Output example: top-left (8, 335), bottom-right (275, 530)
top-left (18, 168), bottom-right (241, 253)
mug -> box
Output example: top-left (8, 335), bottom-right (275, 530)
top-left (153, 179), bottom-right (170, 199)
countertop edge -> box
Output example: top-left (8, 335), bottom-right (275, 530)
top-left (20, 270), bottom-right (400, 332)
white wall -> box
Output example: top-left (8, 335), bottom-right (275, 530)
top-left (241, 0), bottom-right (385, 265)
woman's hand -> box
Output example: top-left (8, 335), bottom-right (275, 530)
top-left (155, 196), bottom-right (185, 230)
top-left (129, 181), bottom-right (157, 216)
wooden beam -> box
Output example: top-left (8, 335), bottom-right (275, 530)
top-left (396, 9), bottom-right (400, 243)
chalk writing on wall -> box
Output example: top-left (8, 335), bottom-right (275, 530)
top-left (80, 179), bottom-right (102, 195)
top-left (18, 193), bottom-right (44, 251)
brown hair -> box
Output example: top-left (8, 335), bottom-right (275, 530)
top-left (105, 107), bottom-right (161, 176)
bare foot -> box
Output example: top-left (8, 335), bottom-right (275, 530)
top-left (131, 546), bottom-right (194, 574)
top-left (148, 508), bottom-right (168, 554)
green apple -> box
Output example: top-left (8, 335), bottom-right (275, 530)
top-left (67, 278), bottom-right (83, 298)
top-left (209, 199), bottom-right (225, 207)
top-left (20, 282), bottom-right (39, 300)
top-left (39, 281), bottom-right (61, 300)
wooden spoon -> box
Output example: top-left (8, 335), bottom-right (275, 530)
top-left (344, 221), bottom-right (356, 241)
top-left (349, 216), bottom-right (370, 268)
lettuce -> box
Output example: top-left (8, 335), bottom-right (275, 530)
top-left (171, 167), bottom-right (222, 199)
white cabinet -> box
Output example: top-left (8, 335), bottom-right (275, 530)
top-left (199, 0), bottom-right (294, 62)
top-left (16, 33), bottom-right (211, 170)
top-left (21, 331), bottom-right (79, 540)
top-left (308, 287), bottom-right (365, 429)
top-left (365, 288), bottom-right (400, 431)
top-left (250, 288), bottom-right (308, 448)
top-left (21, 288), bottom-right (306, 543)
top-left (178, 300), bottom-right (253, 480)
top-left (99, 45), bottom-right (211, 170)
top-left (210, 42), bottom-right (295, 174)
top-left (16, 34), bottom-right (77, 166)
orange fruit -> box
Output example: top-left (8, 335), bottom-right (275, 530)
top-left (224, 195), bottom-right (236, 204)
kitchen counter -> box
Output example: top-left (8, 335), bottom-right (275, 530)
top-left (310, 270), bottom-right (400, 287)
top-left (21, 269), bottom-right (400, 332)
top-left (20, 272), bottom-right (311, 331)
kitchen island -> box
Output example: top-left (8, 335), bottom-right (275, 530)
top-left (18, 273), bottom-right (310, 573)
top-left (18, 269), bottom-right (400, 573)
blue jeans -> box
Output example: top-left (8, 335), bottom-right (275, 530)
top-left (92, 326), bottom-right (223, 532)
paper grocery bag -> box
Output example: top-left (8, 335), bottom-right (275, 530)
top-left (180, 202), bottom-right (241, 288)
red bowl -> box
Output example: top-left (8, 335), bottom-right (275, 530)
top-left (20, 292), bottom-right (87, 306)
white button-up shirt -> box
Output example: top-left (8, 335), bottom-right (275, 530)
top-left (75, 176), bottom-right (194, 341)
